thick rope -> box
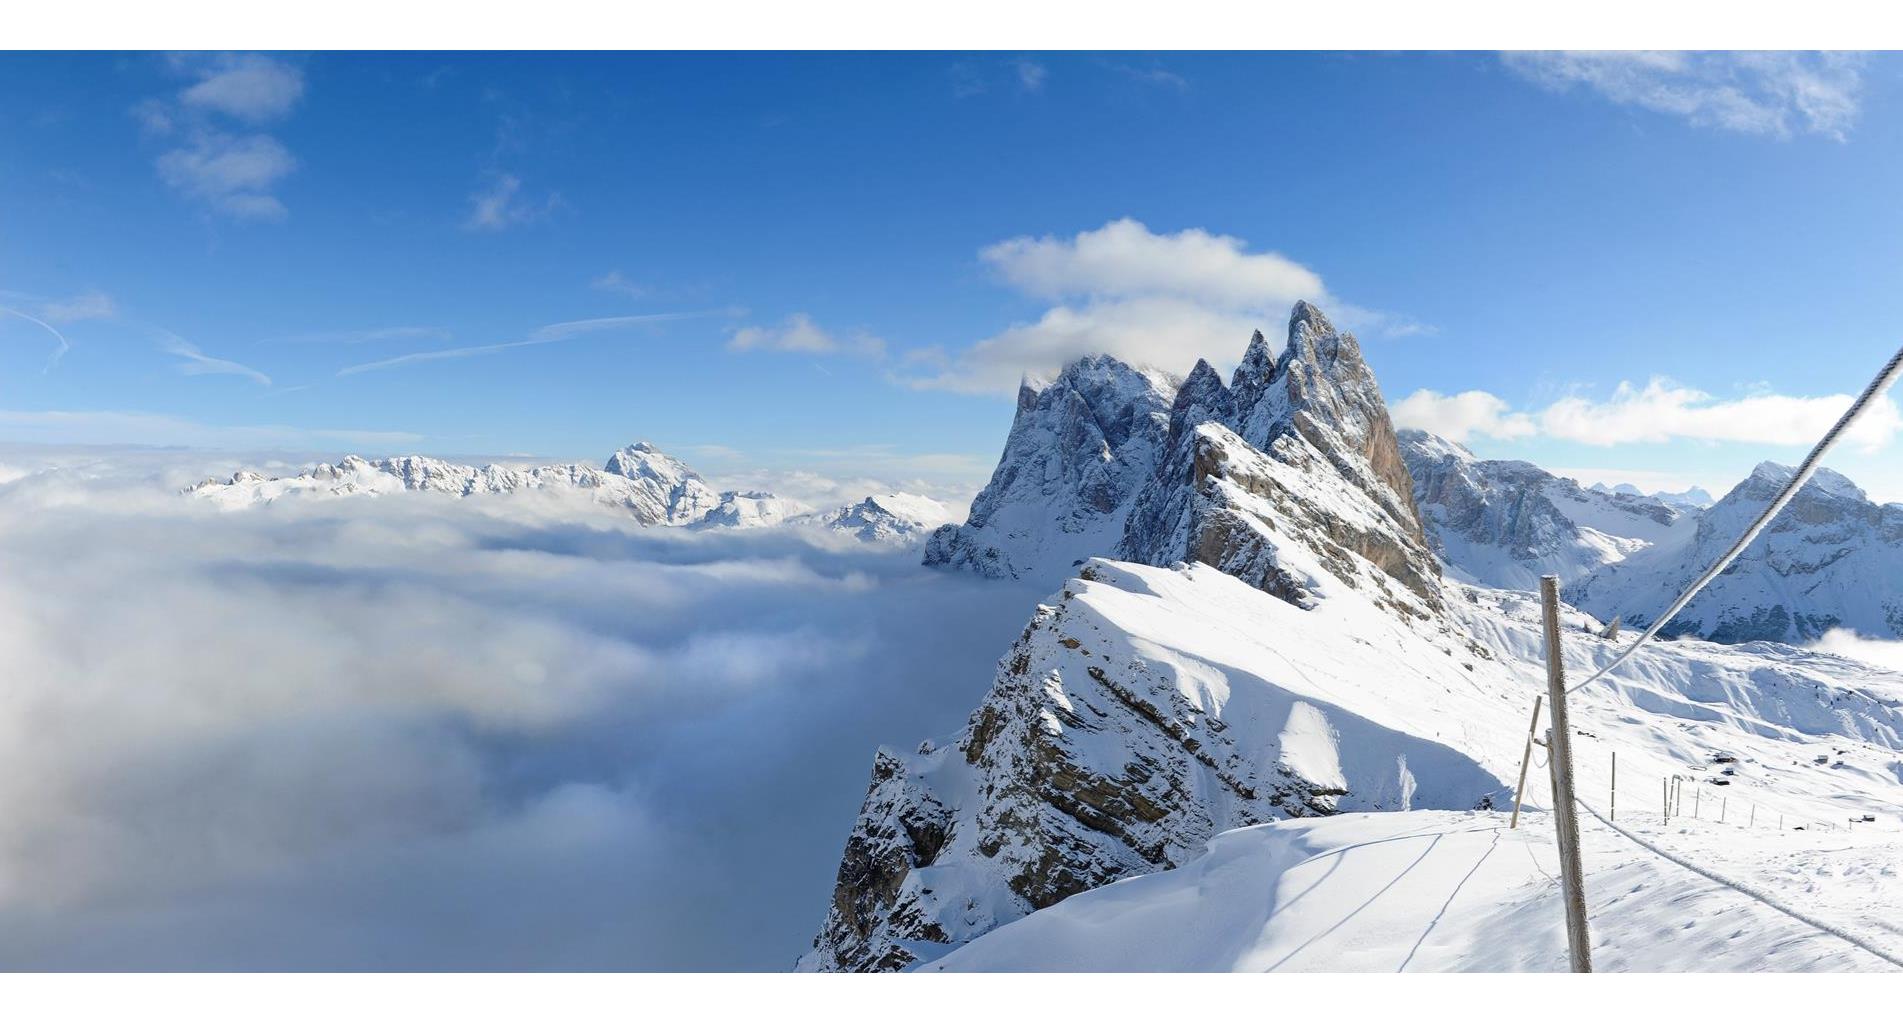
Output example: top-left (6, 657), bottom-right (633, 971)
top-left (1568, 344), bottom-right (1903, 695)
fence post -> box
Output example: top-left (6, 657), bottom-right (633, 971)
top-left (1695, 786), bottom-right (1701, 819)
top-left (1721, 796), bottom-right (1727, 824)
top-left (1662, 777), bottom-right (1669, 824)
top-left (1509, 694), bottom-right (1544, 830)
top-left (1539, 575), bottom-right (1593, 973)
top-left (1750, 804), bottom-right (1755, 828)
top-left (1610, 751), bottom-right (1617, 821)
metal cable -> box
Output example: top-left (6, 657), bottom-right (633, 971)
top-left (1568, 343), bottom-right (1903, 695)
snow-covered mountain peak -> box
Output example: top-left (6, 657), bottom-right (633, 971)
top-left (932, 302), bottom-right (1438, 617)
top-left (1401, 429), bottom-right (1688, 591)
top-left (923, 353), bottom-right (1180, 580)
top-left (1397, 428), bottom-right (1476, 464)
top-left (1569, 459), bottom-right (1903, 642)
top-left (1740, 461), bottom-right (1865, 503)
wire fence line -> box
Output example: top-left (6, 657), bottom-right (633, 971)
top-left (1575, 798), bottom-right (1903, 970)
top-left (1565, 342), bottom-right (1903, 696)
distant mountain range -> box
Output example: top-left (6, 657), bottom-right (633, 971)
top-left (187, 442), bottom-right (953, 544)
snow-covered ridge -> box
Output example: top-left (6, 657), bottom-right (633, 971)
top-left (187, 443), bottom-right (950, 543)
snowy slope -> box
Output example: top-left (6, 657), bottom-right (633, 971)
top-left (1402, 430), bottom-right (1694, 591)
top-left (807, 556), bottom-right (1903, 971)
top-left (1570, 462), bottom-right (1903, 642)
top-left (927, 809), bottom-right (1903, 972)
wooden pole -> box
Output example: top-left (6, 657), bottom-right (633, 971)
top-left (1662, 777), bottom-right (1669, 823)
top-left (1721, 796), bottom-right (1727, 823)
top-left (1540, 575), bottom-right (1593, 973)
top-left (1695, 786), bottom-right (1701, 819)
top-left (1509, 695), bottom-right (1544, 830)
top-left (1750, 804), bottom-right (1756, 828)
top-left (1610, 751), bottom-right (1617, 822)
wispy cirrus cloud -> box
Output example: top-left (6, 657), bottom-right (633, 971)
top-left (39, 290), bottom-right (117, 324)
top-left (263, 326), bottom-right (452, 346)
top-left (337, 312), bottom-right (716, 377)
top-left (1, 289), bottom-right (115, 371)
top-left (160, 334), bottom-right (272, 387)
top-left (138, 54), bottom-right (306, 220)
top-left (1501, 51), bottom-right (1865, 141)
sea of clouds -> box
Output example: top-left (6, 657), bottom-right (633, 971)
top-left (0, 447), bottom-right (1042, 969)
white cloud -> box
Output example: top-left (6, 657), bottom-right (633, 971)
top-left (898, 219), bottom-right (1410, 394)
top-left (159, 334), bottom-right (273, 386)
top-left (1395, 377), bottom-right (1903, 451)
top-left (1015, 60), bottom-right (1048, 92)
top-left (0, 456), bottom-right (1042, 966)
top-left (590, 271), bottom-right (648, 299)
top-left (727, 313), bottom-right (884, 358)
top-left (155, 131), bottom-right (296, 221)
top-left (140, 54), bottom-right (305, 220)
top-left (178, 55), bottom-right (305, 123)
top-left (1502, 51), bottom-right (1864, 140)
top-left (1391, 389), bottom-right (1536, 442)
top-left (1807, 628), bottom-right (1903, 673)
top-left (982, 218), bottom-right (1323, 309)
top-left (902, 295), bottom-right (1260, 395)
top-left (465, 174), bottom-right (562, 231)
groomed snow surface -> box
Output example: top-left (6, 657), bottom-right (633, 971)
top-left (929, 809), bottom-right (1903, 972)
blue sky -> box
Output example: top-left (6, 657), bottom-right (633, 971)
top-left (6, 51), bottom-right (1903, 499)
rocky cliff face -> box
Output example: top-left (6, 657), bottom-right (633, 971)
top-left (923, 355), bottom-right (1179, 580)
top-left (810, 303), bottom-right (1511, 972)
top-left (1118, 303), bottom-right (1442, 617)
top-left (1400, 430), bottom-right (1691, 591)
top-left (1569, 462), bottom-right (1903, 642)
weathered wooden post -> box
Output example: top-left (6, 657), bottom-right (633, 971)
top-left (1662, 777), bottom-right (1669, 823)
top-left (1540, 575), bottom-right (1593, 973)
top-left (1510, 695), bottom-right (1544, 830)
top-left (1610, 751), bottom-right (1617, 822)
